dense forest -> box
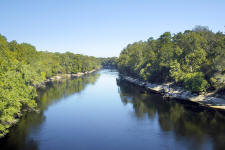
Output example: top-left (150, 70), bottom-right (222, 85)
top-left (118, 26), bottom-right (225, 93)
top-left (0, 34), bottom-right (101, 137)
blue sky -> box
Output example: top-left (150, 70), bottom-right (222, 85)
top-left (0, 0), bottom-right (224, 57)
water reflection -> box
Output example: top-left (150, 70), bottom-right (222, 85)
top-left (118, 80), bottom-right (225, 150)
top-left (0, 73), bottom-right (100, 150)
top-left (1, 70), bottom-right (225, 150)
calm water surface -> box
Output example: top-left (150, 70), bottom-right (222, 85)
top-left (1, 70), bottom-right (225, 150)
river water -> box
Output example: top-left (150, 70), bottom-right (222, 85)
top-left (1, 70), bottom-right (225, 150)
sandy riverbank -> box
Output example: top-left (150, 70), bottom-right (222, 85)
top-left (119, 76), bottom-right (225, 110)
top-left (35, 69), bottom-right (97, 88)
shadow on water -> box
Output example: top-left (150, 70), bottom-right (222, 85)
top-left (0, 72), bottom-right (100, 150)
top-left (117, 80), bottom-right (225, 150)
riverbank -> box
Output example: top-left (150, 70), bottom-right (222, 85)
top-left (119, 75), bottom-right (225, 110)
top-left (34, 69), bottom-right (97, 88)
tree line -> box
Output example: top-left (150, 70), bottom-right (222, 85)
top-left (0, 34), bottom-right (101, 137)
top-left (100, 57), bottom-right (118, 68)
top-left (117, 26), bottom-right (225, 93)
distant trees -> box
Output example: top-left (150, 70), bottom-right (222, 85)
top-left (0, 34), bottom-right (101, 137)
top-left (100, 57), bottom-right (118, 68)
top-left (118, 26), bottom-right (225, 93)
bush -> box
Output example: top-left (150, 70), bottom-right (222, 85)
top-left (184, 72), bottom-right (209, 92)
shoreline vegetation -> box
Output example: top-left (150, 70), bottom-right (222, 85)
top-left (117, 26), bottom-right (224, 95)
top-left (0, 34), bottom-right (101, 138)
top-left (117, 26), bottom-right (225, 109)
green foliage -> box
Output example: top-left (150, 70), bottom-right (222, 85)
top-left (100, 57), bottom-right (118, 68)
top-left (183, 72), bottom-right (209, 92)
top-left (169, 60), bottom-right (184, 82)
top-left (118, 26), bottom-right (225, 92)
top-left (0, 34), bottom-right (101, 137)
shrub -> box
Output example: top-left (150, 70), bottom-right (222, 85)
top-left (184, 72), bottom-right (209, 92)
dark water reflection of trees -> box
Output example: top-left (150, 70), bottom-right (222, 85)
top-left (118, 81), bottom-right (225, 150)
top-left (0, 73), bottom-right (100, 150)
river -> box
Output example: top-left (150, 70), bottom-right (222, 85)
top-left (0, 70), bottom-right (225, 150)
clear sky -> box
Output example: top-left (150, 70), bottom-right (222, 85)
top-left (0, 0), bottom-right (224, 57)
